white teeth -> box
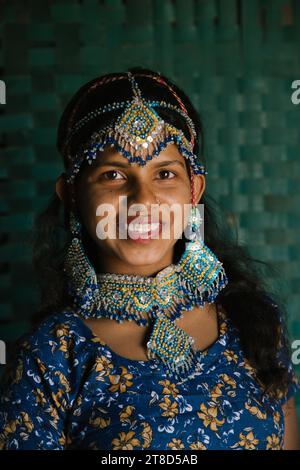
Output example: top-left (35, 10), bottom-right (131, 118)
top-left (128, 223), bottom-right (160, 233)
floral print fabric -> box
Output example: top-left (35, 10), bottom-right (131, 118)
top-left (0, 304), bottom-right (299, 450)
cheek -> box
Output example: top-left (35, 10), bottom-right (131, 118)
top-left (78, 187), bottom-right (120, 238)
top-left (172, 175), bottom-right (190, 196)
top-left (156, 185), bottom-right (191, 235)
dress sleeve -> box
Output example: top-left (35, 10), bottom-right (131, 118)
top-left (0, 335), bottom-right (69, 450)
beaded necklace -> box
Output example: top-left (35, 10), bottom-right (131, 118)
top-left (65, 237), bottom-right (228, 382)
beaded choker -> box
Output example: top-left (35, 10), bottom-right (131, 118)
top-left (65, 237), bottom-right (228, 382)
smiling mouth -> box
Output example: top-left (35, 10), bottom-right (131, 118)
top-left (128, 222), bottom-right (160, 234)
top-left (126, 221), bottom-right (162, 240)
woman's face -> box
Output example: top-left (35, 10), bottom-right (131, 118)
top-left (68, 143), bottom-right (205, 275)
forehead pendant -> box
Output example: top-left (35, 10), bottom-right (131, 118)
top-left (113, 94), bottom-right (164, 158)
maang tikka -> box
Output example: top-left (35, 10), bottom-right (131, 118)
top-left (63, 71), bottom-right (229, 382)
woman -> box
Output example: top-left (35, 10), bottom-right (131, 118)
top-left (0, 67), bottom-right (299, 450)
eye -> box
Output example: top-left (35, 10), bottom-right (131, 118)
top-left (157, 169), bottom-right (177, 179)
top-left (101, 170), bottom-right (125, 181)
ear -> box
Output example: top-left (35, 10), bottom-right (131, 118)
top-left (55, 173), bottom-right (71, 208)
top-left (192, 174), bottom-right (206, 204)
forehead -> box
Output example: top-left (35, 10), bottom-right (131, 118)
top-left (91, 142), bottom-right (188, 168)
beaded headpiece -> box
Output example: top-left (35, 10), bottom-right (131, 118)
top-left (62, 71), bottom-right (207, 184)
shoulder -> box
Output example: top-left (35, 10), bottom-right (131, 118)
top-left (2, 309), bottom-right (95, 388)
top-left (19, 308), bottom-right (92, 349)
top-left (0, 309), bottom-right (94, 449)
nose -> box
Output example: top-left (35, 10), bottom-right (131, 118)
top-left (127, 180), bottom-right (159, 210)
top-left (125, 181), bottom-right (161, 223)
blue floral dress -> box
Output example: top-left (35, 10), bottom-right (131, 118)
top-left (0, 303), bottom-right (299, 450)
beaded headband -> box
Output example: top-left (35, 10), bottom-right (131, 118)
top-left (62, 71), bottom-right (207, 184)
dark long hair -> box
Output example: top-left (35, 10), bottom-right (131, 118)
top-left (31, 67), bottom-right (292, 399)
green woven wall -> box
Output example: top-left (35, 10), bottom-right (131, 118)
top-left (0, 0), bottom-right (300, 422)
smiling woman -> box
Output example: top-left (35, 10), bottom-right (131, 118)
top-left (0, 67), bottom-right (299, 450)
top-left (73, 142), bottom-right (198, 274)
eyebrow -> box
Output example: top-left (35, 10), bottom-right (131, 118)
top-left (93, 159), bottom-right (186, 169)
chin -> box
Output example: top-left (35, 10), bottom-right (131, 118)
top-left (117, 239), bottom-right (173, 264)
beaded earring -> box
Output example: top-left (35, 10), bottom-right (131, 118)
top-left (64, 211), bottom-right (100, 316)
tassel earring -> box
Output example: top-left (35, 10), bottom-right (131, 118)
top-left (64, 211), bottom-right (99, 316)
top-left (185, 172), bottom-right (203, 242)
